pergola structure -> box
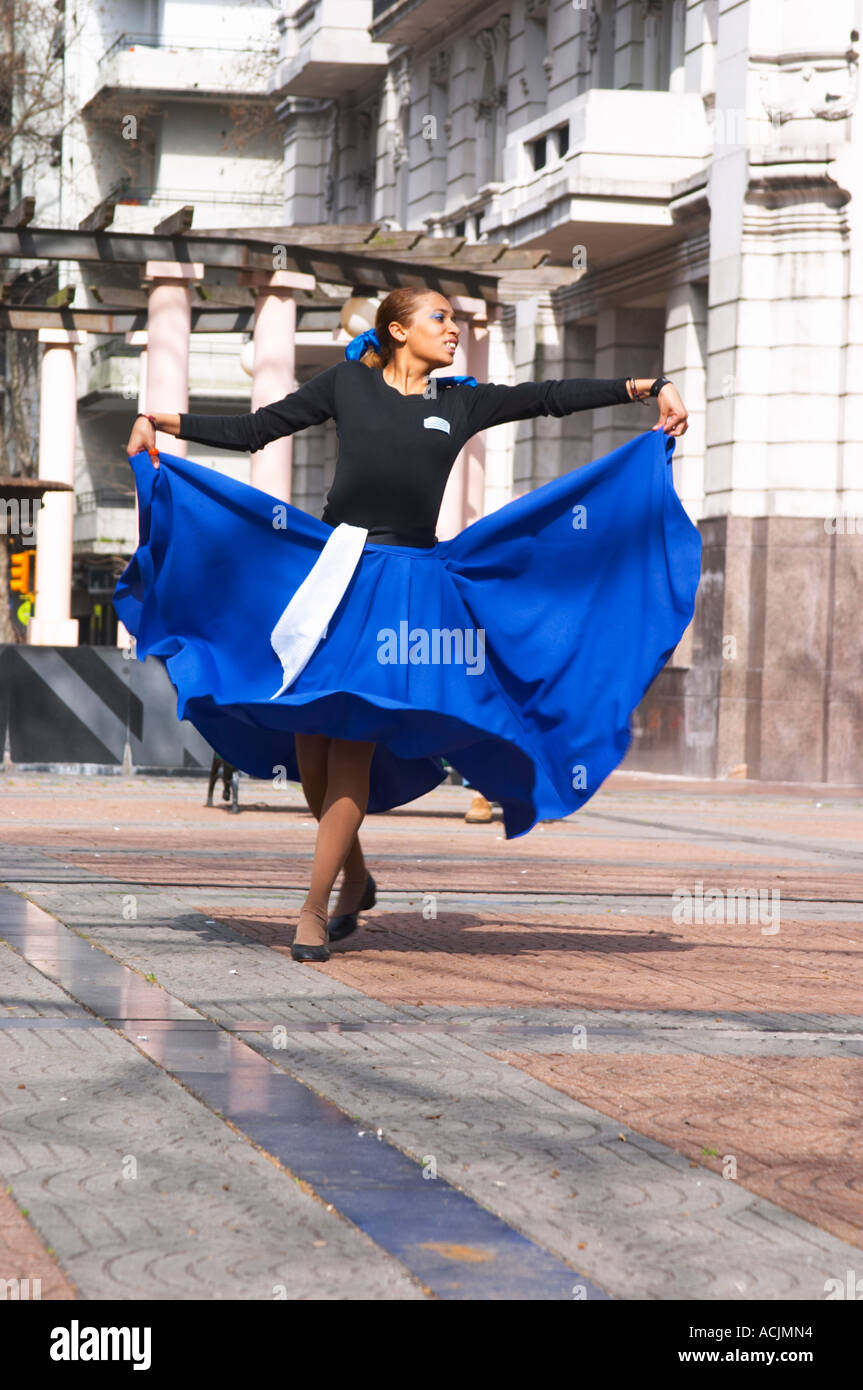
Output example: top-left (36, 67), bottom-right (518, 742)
top-left (1, 206), bottom-right (583, 645)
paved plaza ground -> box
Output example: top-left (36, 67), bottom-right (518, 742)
top-left (0, 768), bottom-right (861, 1301)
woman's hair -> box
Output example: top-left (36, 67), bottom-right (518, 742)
top-left (358, 288), bottom-right (433, 369)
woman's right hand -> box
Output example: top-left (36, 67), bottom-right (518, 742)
top-left (126, 415), bottom-right (159, 467)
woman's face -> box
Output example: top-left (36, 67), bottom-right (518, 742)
top-left (388, 295), bottom-right (460, 368)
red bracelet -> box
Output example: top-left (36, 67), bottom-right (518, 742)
top-left (136, 412), bottom-right (157, 428)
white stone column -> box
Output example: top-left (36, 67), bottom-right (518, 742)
top-left (28, 329), bottom-right (83, 647)
top-left (560, 320), bottom-right (598, 473)
top-left (613, 0), bottom-right (644, 91)
top-left (436, 297), bottom-right (489, 540)
top-left (661, 282), bottom-right (707, 670)
top-left (116, 328), bottom-right (149, 652)
top-left (142, 260), bottom-right (205, 458)
top-left (833, 136), bottom-right (863, 516)
top-left (237, 269), bottom-right (316, 501)
top-left (642, 3), bottom-right (661, 90)
top-left (663, 282), bottom-right (707, 521)
top-left (668, 0), bottom-right (687, 92)
top-left (481, 315), bottom-right (516, 515)
top-left (593, 306), bottom-right (665, 458)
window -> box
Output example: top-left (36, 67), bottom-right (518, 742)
top-left (528, 125), bottom-right (567, 172)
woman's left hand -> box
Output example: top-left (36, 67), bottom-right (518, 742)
top-left (652, 383), bottom-right (688, 437)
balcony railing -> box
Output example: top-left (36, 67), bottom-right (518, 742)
top-left (99, 32), bottom-right (276, 64)
top-left (89, 342), bottom-right (142, 364)
top-left (76, 488), bottom-right (137, 513)
top-left (84, 335), bottom-right (256, 402)
top-left (108, 183), bottom-right (283, 211)
top-left (82, 32), bottom-right (279, 109)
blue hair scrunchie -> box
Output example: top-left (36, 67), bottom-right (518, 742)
top-left (345, 328), bottom-right (380, 361)
top-left (343, 327), bottom-right (477, 388)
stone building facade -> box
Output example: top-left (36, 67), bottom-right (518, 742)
top-left (275, 0), bottom-right (863, 783)
top-left (8, 0), bottom-right (862, 783)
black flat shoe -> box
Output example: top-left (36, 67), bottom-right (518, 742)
top-left (291, 909), bottom-right (330, 962)
top-left (328, 872), bottom-right (376, 943)
top-left (290, 937), bottom-right (330, 963)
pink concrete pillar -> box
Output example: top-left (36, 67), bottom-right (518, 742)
top-left (142, 260), bottom-right (205, 457)
top-left (28, 329), bottom-right (83, 646)
top-left (436, 298), bottom-right (489, 541)
top-left (115, 328), bottom-right (150, 652)
top-left (461, 314), bottom-right (490, 527)
top-left (238, 270), bottom-right (316, 501)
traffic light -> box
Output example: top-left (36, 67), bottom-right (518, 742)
top-left (9, 550), bottom-right (34, 597)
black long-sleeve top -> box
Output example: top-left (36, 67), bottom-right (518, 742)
top-left (178, 360), bottom-right (632, 545)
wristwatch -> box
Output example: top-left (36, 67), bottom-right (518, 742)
top-left (648, 376), bottom-right (672, 397)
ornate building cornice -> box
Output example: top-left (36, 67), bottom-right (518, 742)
top-left (472, 12), bottom-right (510, 59)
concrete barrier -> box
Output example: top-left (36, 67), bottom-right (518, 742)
top-left (0, 645), bottom-right (212, 772)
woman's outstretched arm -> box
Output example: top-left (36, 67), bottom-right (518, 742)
top-left (125, 362), bottom-right (343, 465)
top-left (458, 375), bottom-right (689, 438)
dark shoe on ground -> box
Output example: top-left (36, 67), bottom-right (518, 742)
top-left (328, 872), bottom-right (377, 943)
top-left (291, 906), bottom-right (330, 963)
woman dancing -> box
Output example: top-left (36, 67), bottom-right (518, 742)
top-left (121, 287), bottom-right (698, 964)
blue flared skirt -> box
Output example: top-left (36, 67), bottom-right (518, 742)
top-left (115, 430), bottom-right (702, 839)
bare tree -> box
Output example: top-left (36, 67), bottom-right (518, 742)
top-left (0, 0), bottom-right (70, 212)
top-left (0, 0), bottom-right (76, 477)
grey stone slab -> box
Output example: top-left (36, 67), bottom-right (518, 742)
top-left (0, 999), bottom-right (426, 1300)
top-left (10, 857), bottom-right (860, 1302)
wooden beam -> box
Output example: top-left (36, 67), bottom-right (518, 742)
top-left (152, 205), bottom-right (194, 236)
top-left (2, 196), bottom-right (36, 228)
top-left (0, 306), bottom-right (257, 333)
top-left (0, 228), bottom-right (507, 299)
top-left (87, 286), bottom-right (148, 308)
top-left (192, 223), bottom-right (384, 248)
top-left (78, 198), bottom-right (116, 232)
top-left (192, 284), bottom-right (255, 307)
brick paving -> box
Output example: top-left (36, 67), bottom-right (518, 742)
top-left (0, 1184), bottom-right (77, 1300)
top-left (495, 1053), bottom-right (863, 1250)
top-left (1, 769), bottom-right (862, 1299)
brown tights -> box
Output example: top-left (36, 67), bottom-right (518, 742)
top-left (293, 733), bottom-right (376, 945)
